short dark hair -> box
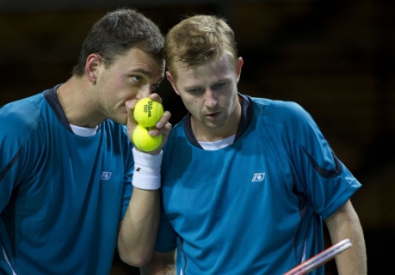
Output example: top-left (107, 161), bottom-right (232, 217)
top-left (72, 8), bottom-right (164, 76)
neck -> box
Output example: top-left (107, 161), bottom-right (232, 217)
top-left (192, 96), bottom-right (242, 142)
top-left (57, 77), bottom-right (103, 128)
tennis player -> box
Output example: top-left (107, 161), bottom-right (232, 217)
top-left (0, 8), bottom-right (171, 275)
top-left (140, 15), bottom-right (367, 275)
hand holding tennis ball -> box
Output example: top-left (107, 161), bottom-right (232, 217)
top-left (132, 125), bottom-right (163, 152)
top-left (133, 98), bottom-right (164, 127)
top-left (132, 98), bottom-right (164, 152)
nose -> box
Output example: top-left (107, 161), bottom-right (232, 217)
top-left (138, 84), bottom-right (153, 98)
top-left (204, 89), bottom-right (217, 108)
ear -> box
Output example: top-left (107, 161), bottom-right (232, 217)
top-left (166, 71), bottom-right (180, 96)
top-left (85, 54), bottom-right (102, 83)
top-left (236, 57), bottom-right (244, 83)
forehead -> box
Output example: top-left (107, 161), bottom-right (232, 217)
top-left (113, 47), bottom-right (165, 77)
top-left (174, 54), bottom-right (235, 84)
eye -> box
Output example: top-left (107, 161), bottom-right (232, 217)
top-left (187, 87), bottom-right (204, 94)
top-left (131, 75), bottom-right (142, 83)
top-left (212, 82), bottom-right (227, 90)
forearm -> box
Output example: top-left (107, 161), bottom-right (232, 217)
top-left (140, 251), bottom-right (176, 275)
top-left (325, 200), bottom-right (367, 275)
top-left (117, 148), bottom-right (163, 266)
top-left (118, 187), bottom-right (160, 266)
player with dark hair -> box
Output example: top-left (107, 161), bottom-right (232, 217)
top-left (0, 8), bottom-right (171, 275)
top-left (141, 15), bottom-right (367, 275)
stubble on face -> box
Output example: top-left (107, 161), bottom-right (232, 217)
top-left (95, 48), bottom-right (165, 125)
top-left (173, 55), bottom-right (241, 141)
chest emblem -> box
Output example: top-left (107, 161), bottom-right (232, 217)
top-left (100, 172), bottom-right (112, 180)
top-left (252, 173), bottom-right (265, 182)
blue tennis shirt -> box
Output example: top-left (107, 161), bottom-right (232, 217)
top-left (0, 86), bottom-right (133, 274)
top-left (155, 94), bottom-right (361, 274)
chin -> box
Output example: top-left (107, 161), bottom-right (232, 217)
top-left (204, 120), bottom-right (226, 130)
top-left (111, 115), bottom-right (127, 125)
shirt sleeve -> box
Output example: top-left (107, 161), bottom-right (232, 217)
top-left (154, 202), bottom-right (178, 252)
top-left (284, 102), bottom-right (361, 219)
top-left (120, 127), bottom-right (133, 220)
top-left (0, 103), bottom-right (37, 214)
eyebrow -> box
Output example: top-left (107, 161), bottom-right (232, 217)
top-left (130, 68), bottom-right (154, 78)
top-left (183, 83), bottom-right (201, 90)
top-left (130, 68), bottom-right (165, 83)
top-left (184, 78), bottom-right (229, 90)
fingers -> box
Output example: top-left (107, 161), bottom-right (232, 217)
top-left (125, 96), bottom-right (168, 131)
top-left (146, 111), bottom-right (172, 155)
top-left (165, 264), bottom-right (176, 275)
top-left (126, 93), bottom-right (162, 108)
top-left (125, 98), bottom-right (138, 111)
top-left (125, 101), bottom-right (138, 134)
top-left (147, 93), bottom-right (162, 103)
top-left (153, 111), bottom-right (171, 133)
top-left (148, 116), bottom-right (172, 138)
top-left (126, 96), bottom-right (172, 154)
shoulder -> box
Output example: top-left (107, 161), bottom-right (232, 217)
top-left (169, 116), bottom-right (187, 137)
top-left (163, 116), bottom-right (187, 151)
top-left (248, 96), bottom-right (319, 138)
top-left (250, 97), bottom-right (308, 118)
top-left (0, 94), bottom-right (47, 175)
top-left (0, 93), bottom-right (46, 137)
top-left (250, 97), bottom-right (313, 125)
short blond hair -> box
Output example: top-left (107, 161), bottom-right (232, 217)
top-left (165, 15), bottom-right (238, 78)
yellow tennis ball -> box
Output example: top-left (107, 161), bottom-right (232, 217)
top-left (132, 124), bottom-right (162, 152)
top-left (133, 98), bottom-right (164, 127)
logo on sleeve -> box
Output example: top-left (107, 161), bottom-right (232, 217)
top-left (100, 172), bottom-right (112, 180)
top-left (301, 146), bottom-right (342, 179)
top-left (252, 173), bottom-right (265, 182)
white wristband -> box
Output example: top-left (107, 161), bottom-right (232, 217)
top-left (132, 147), bottom-right (163, 190)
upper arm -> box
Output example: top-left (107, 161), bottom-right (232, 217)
top-left (324, 199), bottom-right (362, 237)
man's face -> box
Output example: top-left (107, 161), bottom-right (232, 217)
top-left (167, 54), bottom-right (243, 140)
top-left (94, 47), bottom-right (165, 124)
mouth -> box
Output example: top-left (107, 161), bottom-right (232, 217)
top-left (205, 112), bottom-right (221, 120)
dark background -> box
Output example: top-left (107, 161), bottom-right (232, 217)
top-left (0, 0), bottom-right (393, 274)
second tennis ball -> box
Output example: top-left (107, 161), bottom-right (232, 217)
top-left (132, 124), bottom-right (162, 152)
top-left (134, 98), bottom-right (164, 127)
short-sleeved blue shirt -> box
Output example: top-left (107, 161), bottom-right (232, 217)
top-left (0, 86), bottom-right (133, 275)
top-left (155, 94), bottom-right (361, 275)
